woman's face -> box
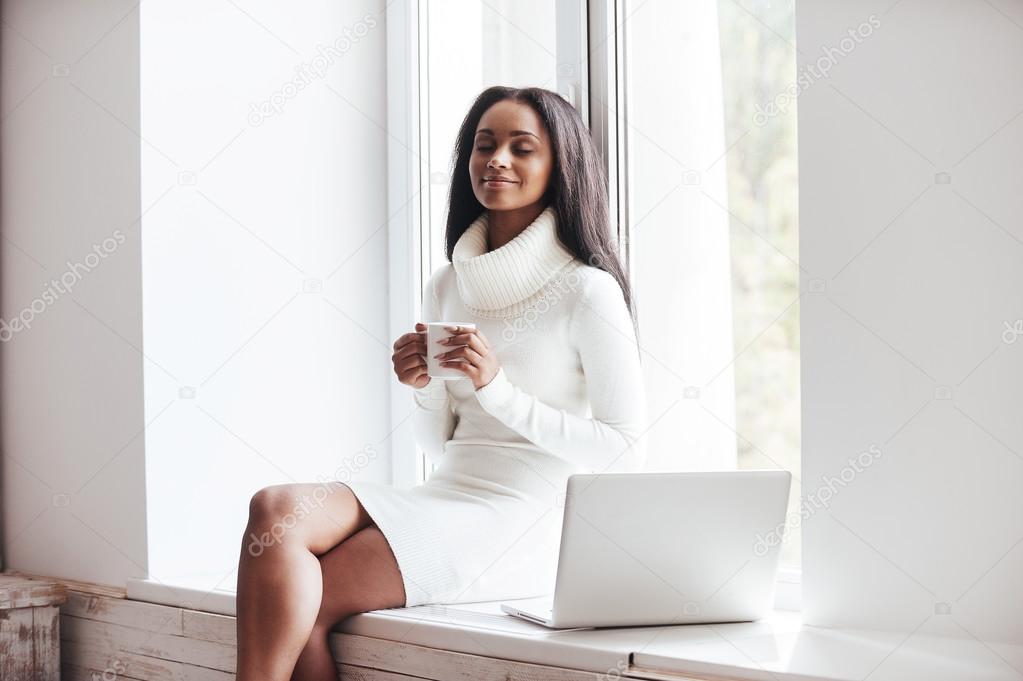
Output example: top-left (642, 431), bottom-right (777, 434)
top-left (469, 100), bottom-right (553, 211)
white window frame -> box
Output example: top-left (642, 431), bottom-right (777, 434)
top-left (386, 0), bottom-right (427, 489)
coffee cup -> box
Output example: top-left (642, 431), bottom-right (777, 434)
top-left (425, 322), bottom-right (476, 379)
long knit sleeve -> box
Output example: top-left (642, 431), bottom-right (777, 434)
top-left (473, 270), bottom-right (648, 473)
top-left (411, 272), bottom-right (456, 462)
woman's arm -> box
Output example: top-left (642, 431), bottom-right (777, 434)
top-left (412, 270), bottom-right (456, 462)
top-left (474, 269), bottom-right (648, 473)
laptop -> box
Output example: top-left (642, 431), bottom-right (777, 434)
top-left (500, 470), bottom-right (792, 629)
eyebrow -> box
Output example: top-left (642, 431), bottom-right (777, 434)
top-left (475, 128), bottom-right (541, 141)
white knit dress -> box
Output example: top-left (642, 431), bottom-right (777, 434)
top-left (344, 205), bottom-right (649, 607)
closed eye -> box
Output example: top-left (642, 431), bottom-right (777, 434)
top-left (475, 146), bottom-right (534, 154)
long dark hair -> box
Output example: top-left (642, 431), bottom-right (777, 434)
top-left (443, 86), bottom-right (638, 339)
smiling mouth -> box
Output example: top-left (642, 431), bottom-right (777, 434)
top-left (483, 179), bottom-right (517, 184)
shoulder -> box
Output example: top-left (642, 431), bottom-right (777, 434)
top-left (566, 264), bottom-right (638, 352)
top-left (568, 264), bottom-right (626, 309)
top-left (424, 263), bottom-right (455, 298)
top-left (566, 264), bottom-right (630, 334)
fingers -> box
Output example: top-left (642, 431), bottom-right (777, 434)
top-left (437, 345), bottom-right (484, 367)
top-left (396, 353), bottom-right (426, 374)
top-left (393, 324), bottom-right (428, 351)
top-left (393, 323), bottom-right (430, 386)
top-left (438, 359), bottom-right (472, 376)
top-left (392, 339), bottom-right (426, 363)
top-left (392, 332), bottom-right (417, 351)
top-left (397, 364), bottom-right (428, 385)
top-left (392, 322), bottom-right (428, 362)
top-left (394, 323), bottom-right (491, 386)
top-left (446, 325), bottom-right (490, 349)
top-left (439, 331), bottom-right (487, 356)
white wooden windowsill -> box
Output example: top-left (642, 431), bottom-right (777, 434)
top-left (125, 577), bottom-right (1022, 680)
top-left (337, 603), bottom-right (1023, 681)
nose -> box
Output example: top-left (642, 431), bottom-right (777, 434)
top-left (487, 148), bottom-right (510, 169)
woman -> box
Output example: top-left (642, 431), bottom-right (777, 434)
top-left (235, 86), bottom-right (648, 681)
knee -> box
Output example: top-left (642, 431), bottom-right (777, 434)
top-left (246, 485), bottom-right (300, 537)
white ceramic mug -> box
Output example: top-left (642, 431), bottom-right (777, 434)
top-left (425, 322), bottom-right (476, 379)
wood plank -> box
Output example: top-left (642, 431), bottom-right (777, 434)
top-left (0, 599), bottom-right (62, 680)
top-left (0, 574), bottom-right (67, 609)
top-left (339, 662), bottom-right (432, 680)
top-left (182, 608), bottom-right (235, 647)
top-left (2, 570), bottom-right (124, 599)
top-left (63, 591), bottom-right (184, 636)
top-left (62, 636), bottom-right (234, 681)
top-left (34, 604), bottom-right (61, 681)
top-left (61, 614), bottom-right (236, 673)
top-left (0, 607), bottom-right (35, 680)
top-left (333, 632), bottom-right (610, 681)
top-left (62, 661), bottom-right (148, 681)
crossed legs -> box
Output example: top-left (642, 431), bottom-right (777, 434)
top-left (235, 483), bottom-right (406, 681)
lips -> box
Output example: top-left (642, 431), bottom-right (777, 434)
top-left (483, 176), bottom-right (517, 184)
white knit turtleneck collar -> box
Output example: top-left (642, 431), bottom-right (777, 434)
top-left (451, 205), bottom-right (578, 318)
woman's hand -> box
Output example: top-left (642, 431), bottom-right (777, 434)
top-left (434, 325), bottom-right (500, 390)
top-left (392, 322), bottom-right (431, 389)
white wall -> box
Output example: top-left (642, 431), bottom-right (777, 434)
top-left (1, 0), bottom-right (147, 583)
top-left (799, 0), bottom-right (1023, 644)
top-left (1, 0), bottom-right (394, 591)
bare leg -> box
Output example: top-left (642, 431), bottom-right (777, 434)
top-left (235, 482), bottom-right (372, 681)
top-left (290, 525), bottom-right (406, 681)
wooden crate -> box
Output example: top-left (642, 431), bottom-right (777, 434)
top-left (0, 574), bottom-right (67, 681)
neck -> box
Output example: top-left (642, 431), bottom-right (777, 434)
top-left (451, 203), bottom-right (577, 317)
top-left (487, 202), bottom-right (548, 251)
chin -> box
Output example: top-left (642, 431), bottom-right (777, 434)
top-left (474, 192), bottom-right (540, 213)
top-left (475, 194), bottom-right (520, 211)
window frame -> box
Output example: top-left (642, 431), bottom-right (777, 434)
top-left (385, 0), bottom-right (427, 489)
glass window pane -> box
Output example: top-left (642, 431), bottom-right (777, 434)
top-left (718, 0), bottom-right (801, 569)
top-left (424, 0), bottom-right (563, 277)
top-left (622, 0), bottom-right (801, 568)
